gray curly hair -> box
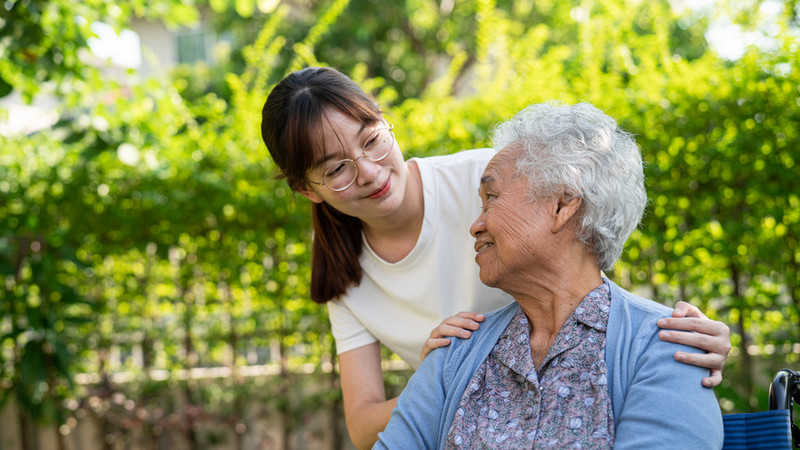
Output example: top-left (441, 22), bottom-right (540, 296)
top-left (491, 102), bottom-right (647, 271)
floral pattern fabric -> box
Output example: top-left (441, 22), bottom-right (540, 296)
top-left (445, 282), bottom-right (615, 449)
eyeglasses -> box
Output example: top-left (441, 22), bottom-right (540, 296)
top-left (307, 124), bottom-right (395, 192)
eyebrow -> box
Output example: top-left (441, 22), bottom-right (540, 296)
top-left (316, 123), bottom-right (370, 169)
top-left (478, 175), bottom-right (494, 195)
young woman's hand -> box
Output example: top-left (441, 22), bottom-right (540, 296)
top-left (657, 301), bottom-right (731, 388)
top-left (420, 311), bottom-right (485, 361)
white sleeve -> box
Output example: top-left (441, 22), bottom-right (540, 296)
top-left (327, 299), bottom-right (378, 355)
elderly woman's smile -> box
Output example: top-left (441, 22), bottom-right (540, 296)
top-left (473, 241), bottom-right (493, 254)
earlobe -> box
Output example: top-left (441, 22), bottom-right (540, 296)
top-left (552, 195), bottom-right (582, 233)
top-left (298, 184), bottom-right (325, 204)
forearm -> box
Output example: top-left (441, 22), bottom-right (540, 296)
top-left (345, 396), bottom-right (398, 449)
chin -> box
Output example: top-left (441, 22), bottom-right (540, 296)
top-left (478, 272), bottom-right (498, 288)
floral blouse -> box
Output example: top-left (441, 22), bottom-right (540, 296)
top-left (445, 282), bottom-right (615, 449)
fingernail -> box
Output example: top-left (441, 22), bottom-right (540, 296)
top-left (674, 307), bottom-right (685, 315)
top-left (675, 352), bottom-right (686, 361)
top-left (659, 330), bottom-right (670, 339)
top-left (657, 319), bottom-right (667, 327)
top-left (461, 331), bottom-right (471, 338)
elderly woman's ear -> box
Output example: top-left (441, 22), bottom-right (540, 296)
top-left (552, 194), bottom-right (582, 233)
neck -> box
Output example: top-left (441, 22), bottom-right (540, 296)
top-left (361, 160), bottom-right (424, 262)
top-left (510, 252), bottom-right (603, 368)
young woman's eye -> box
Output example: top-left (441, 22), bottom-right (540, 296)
top-left (365, 133), bottom-right (379, 149)
top-left (327, 161), bottom-right (348, 177)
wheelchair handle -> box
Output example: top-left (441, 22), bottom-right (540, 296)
top-left (769, 368), bottom-right (800, 411)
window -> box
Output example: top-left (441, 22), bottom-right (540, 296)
top-left (176, 28), bottom-right (210, 64)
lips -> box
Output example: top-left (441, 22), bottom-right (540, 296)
top-left (367, 177), bottom-right (391, 199)
top-left (474, 241), bottom-right (494, 253)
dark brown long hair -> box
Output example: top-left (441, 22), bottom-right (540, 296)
top-left (261, 67), bottom-right (383, 303)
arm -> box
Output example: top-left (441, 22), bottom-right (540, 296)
top-left (614, 330), bottom-right (724, 449)
top-left (339, 343), bottom-right (397, 449)
top-left (375, 343), bottom-right (449, 450)
top-left (420, 312), bottom-right (485, 361)
top-left (657, 301), bottom-right (731, 387)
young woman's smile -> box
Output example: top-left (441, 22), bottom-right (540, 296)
top-left (367, 177), bottom-right (391, 199)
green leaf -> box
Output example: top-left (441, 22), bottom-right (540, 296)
top-left (21, 342), bottom-right (47, 384)
top-left (235, 0), bottom-right (255, 18)
top-left (0, 75), bottom-right (12, 98)
top-left (210, 0), bottom-right (231, 13)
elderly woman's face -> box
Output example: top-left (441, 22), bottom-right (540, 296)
top-left (469, 145), bottom-right (555, 290)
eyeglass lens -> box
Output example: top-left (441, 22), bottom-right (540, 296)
top-left (323, 127), bottom-right (394, 191)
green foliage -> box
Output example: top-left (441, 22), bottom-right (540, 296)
top-left (2, 0), bottom-right (799, 445)
top-left (0, 0), bottom-right (204, 102)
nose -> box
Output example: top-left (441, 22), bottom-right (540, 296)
top-left (470, 213), bottom-right (486, 238)
top-left (354, 154), bottom-right (381, 186)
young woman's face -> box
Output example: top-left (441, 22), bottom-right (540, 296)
top-left (298, 109), bottom-right (408, 222)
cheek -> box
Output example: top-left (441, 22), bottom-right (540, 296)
top-left (495, 198), bottom-right (532, 230)
top-left (390, 149), bottom-right (405, 168)
top-left (494, 206), bottom-right (541, 255)
top-left (502, 224), bottom-right (535, 258)
top-left (322, 189), bottom-right (357, 207)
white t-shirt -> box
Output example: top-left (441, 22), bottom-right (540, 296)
top-left (327, 148), bottom-right (514, 369)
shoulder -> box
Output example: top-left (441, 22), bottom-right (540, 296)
top-left (412, 148), bottom-right (495, 218)
top-left (605, 279), bottom-right (677, 384)
top-left (439, 301), bottom-right (519, 371)
top-left (412, 148), bottom-right (495, 173)
top-left (402, 301), bottom-right (518, 448)
top-left (482, 300), bottom-right (520, 327)
top-left (605, 279), bottom-right (711, 395)
top-left (607, 280), bottom-right (671, 331)
top-left (604, 281), bottom-right (723, 447)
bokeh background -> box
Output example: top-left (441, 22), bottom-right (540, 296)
top-left (1, 0), bottom-right (798, 448)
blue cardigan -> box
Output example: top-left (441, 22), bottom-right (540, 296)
top-left (375, 280), bottom-right (724, 449)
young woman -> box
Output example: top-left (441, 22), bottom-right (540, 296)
top-left (260, 66), bottom-right (731, 449)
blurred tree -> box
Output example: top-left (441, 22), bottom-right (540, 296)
top-left (0, 0), bottom-right (204, 102)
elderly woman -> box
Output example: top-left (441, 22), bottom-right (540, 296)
top-left (374, 102), bottom-right (724, 449)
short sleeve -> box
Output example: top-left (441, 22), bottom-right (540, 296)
top-left (327, 299), bottom-right (378, 355)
